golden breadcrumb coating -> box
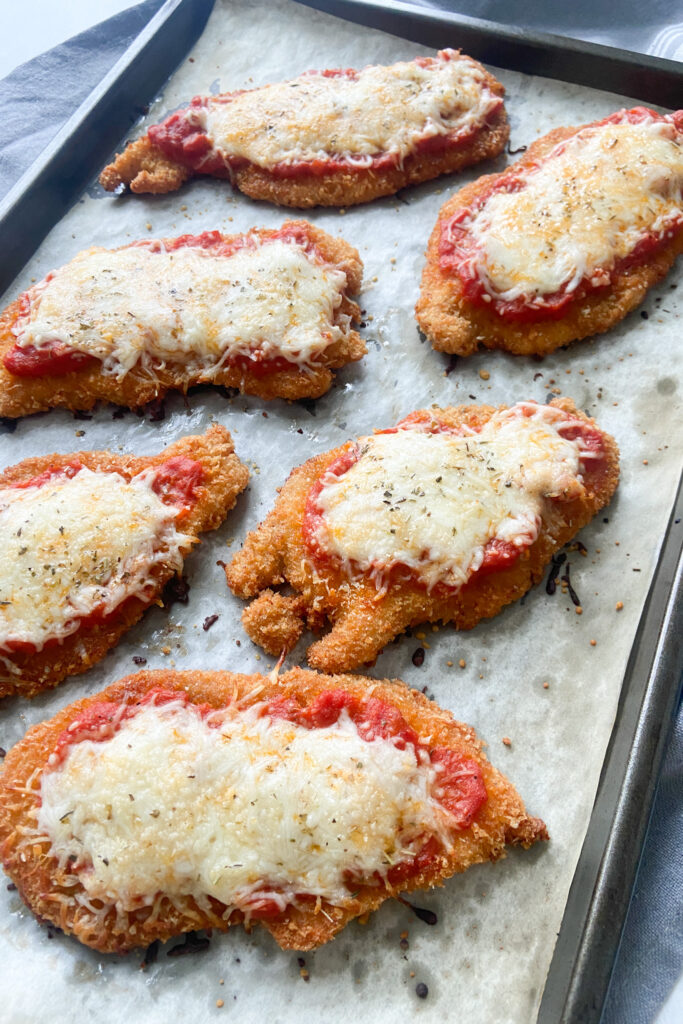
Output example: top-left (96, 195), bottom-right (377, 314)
top-left (0, 426), bottom-right (249, 698)
top-left (226, 400), bottom-right (619, 672)
top-left (0, 222), bottom-right (364, 419)
top-left (241, 590), bottom-right (308, 655)
top-left (99, 59), bottom-right (508, 207)
top-left (0, 667), bottom-right (547, 953)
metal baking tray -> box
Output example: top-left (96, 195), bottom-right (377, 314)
top-left (0, 1), bottom-right (681, 1021)
top-left (293, 7), bottom-right (683, 1020)
top-left (0, 0), bottom-right (215, 295)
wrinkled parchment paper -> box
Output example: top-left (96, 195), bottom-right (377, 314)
top-left (0, 2), bottom-right (681, 1021)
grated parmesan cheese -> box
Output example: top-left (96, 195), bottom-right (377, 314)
top-left (460, 117), bottom-right (683, 302)
top-left (313, 403), bottom-right (590, 589)
top-left (200, 51), bottom-right (501, 169)
top-left (14, 239), bottom-right (350, 378)
top-left (38, 701), bottom-right (451, 914)
top-left (0, 468), bottom-right (194, 652)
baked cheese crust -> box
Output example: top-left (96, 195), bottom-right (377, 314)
top-left (0, 426), bottom-right (248, 698)
top-left (99, 51), bottom-right (508, 207)
top-left (0, 222), bottom-right (364, 418)
top-left (416, 107), bottom-right (683, 355)
top-left (0, 667), bottom-right (547, 953)
top-left (226, 400), bottom-right (619, 672)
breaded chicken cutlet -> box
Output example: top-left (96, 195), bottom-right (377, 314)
top-left (226, 399), bottom-right (619, 672)
top-left (416, 107), bottom-right (683, 356)
top-left (0, 222), bottom-right (364, 418)
top-left (0, 426), bottom-right (248, 698)
top-left (99, 49), bottom-right (509, 207)
top-left (0, 667), bottom-right (547, 953)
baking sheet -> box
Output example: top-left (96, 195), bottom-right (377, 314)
top-left (0, 1), bottom-right (681, 1021)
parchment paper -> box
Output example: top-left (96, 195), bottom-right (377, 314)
top-left (0, 2), bottom-right (681, 1021)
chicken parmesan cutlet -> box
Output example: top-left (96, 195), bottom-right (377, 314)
top-left (226, 399), bottom-right (618, 671)
top-left (417, 107), bottom-right (683, 355)
top-left (0, 427), bottom-right (248, 698)
top-left (99, 49), bottom-right (508, 207)
top-left (0, 222), bottom-right (364, 418)
top-left (0, 667), bottom-right (547, 953)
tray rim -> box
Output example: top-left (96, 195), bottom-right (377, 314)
top-left (0, 0), bottom-right (215, 296)
top-left (0, 1), bottom-right (682, 1020)
top-left (297, 0), bottom-right (683, 107)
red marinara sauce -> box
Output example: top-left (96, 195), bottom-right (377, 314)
top-left (3, 225), bottom-right (326, 380)
top-left (439, 107), bottom-right (683, 322)
top-left (48, 686), bottom-right (487, 916)
top-left (147, 52), bottom-right (503, 181)
top-left (260, 687), bottom-right (487, 900)
top-left (2, 457), bottom-right (204, 655)
top-left (3, 343), bottom-right (97, 378)
top-left (49, 688), bottom-right (219, 767)
top-left (302, 409), bottom-right (606, 587)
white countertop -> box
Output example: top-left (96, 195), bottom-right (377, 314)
top-left (0, 0), bottom-right (135, 79)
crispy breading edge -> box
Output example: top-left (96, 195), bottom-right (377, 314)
top-left (0, 223), bottom-right (365, 418)
top-left (0, 666), bottom-right (547, 954)
top-left (226, 399), bottom-right (620, 672)
top-left (0, 425), bottom-right (249, 699)
top-left (415, 121), bottom-right (683, 356)
top-left (98, 60), bottom-right (508, 206)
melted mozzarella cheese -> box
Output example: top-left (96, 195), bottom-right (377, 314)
top-left (463, 118), bottom-right (683, 301)
top-left (15, 239), bottom-right (349, 378)
top-left (201, 51), bottom-right (500, 168)
top-left (313, 404), bottom-right (586, 589)
top-left (38, 701), bottom-right (449, 913)
top-left (0, 468), bottom-right (192, 651)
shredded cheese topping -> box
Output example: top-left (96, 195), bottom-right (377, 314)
top-left (38, 700), bottom-right (450, 914)
top-left (14, 239), bottom-right (350, 378)
top-left (200, 50), bottom-right (501, 168)
top-left (459, 117), bottom-right (683, 302)
top-left (313, 404), bottom-right (590, 589)
top-left (0, 468), bottom-right (193, 652)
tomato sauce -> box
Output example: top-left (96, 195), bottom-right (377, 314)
top-left (149, 455), bottom-right (204, 512)
top-left (3, 342), bottom-right (97, 378)
top-left (10, 462), bottom-right (83, 490)
top-left (439, 107), bottom-right (683, 321)
top-left (302, 444), bottom-right (358, 562)
top-left (49, 688), bottom-right (212, 766)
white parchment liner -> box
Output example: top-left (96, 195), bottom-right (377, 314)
top-left (0, 2), bottom-right (681, 1021)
